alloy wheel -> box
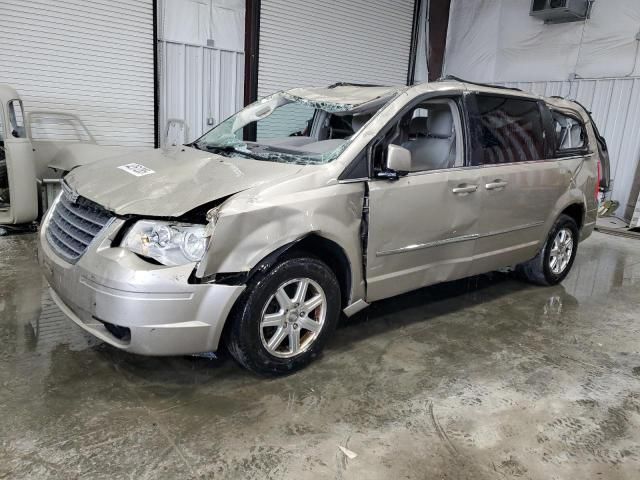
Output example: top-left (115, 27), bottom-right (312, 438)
top-left (259, 278), bottom-right (327, 358)
top-left (549, 227), bottom-right (574, 275)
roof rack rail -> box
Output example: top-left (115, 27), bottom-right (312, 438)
top-left (437, 75), bottom-right (523, 92)
top-left (327, 82), bottom-right (387, 89)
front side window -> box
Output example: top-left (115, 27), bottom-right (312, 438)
top-left (552, 111), bottom-right (587, 153)
top-left (195, 92), bottom-right (388, 165)
top-left (8, 100), bottom-right (26, 139)
top-left (371, 99), bottom-right (460, 173)
top-left (399, 102), bottom-right (458, 171)
top-left (469, 95), bottom-right (544, 165)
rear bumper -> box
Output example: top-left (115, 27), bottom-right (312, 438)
top-left (39, 216), bottom-right (244, 356)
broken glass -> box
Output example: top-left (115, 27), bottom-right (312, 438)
top-left (195, 93), bottom-right (358, 165)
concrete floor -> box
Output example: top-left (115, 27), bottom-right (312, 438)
top-left (1, 232), bottom-right (640, 479)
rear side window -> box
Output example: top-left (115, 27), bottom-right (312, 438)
top-left (468, 94), bottom-right (544, 165)
top-left (552, 111), bottom-right (588, 154)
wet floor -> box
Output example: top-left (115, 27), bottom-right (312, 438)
top-left (1, 232), bottom-right (640, 479)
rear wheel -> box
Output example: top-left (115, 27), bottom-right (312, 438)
top-left (517, 214), bottom-right (579, 286)
top-left (0, 159), bottom-right (9, 208)
top-left (225, 254), bottom-right (341, 376)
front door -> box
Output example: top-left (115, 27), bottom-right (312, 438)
top-left (365, 96), bottom-right (484, 301)
top-left (0, 98), bottom-right (38, 225)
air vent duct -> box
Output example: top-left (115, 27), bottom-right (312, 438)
top-left (530, 0), bottom-right (590, 24)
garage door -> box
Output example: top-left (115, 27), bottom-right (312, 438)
top-left (258, 0), bottom-right (416, 98)
top-left (0, 0), bottom-right (155, 147)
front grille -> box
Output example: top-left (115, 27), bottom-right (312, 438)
top-left (46, 194), bottom-right (113, 263)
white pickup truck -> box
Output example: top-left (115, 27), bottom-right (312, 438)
top-left (0, 85), bottom-right (129, 227)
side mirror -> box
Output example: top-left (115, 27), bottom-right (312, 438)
top-left (386, 144), bottom-right (413, 173)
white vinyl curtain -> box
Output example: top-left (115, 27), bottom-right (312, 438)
top-left (161, 0), bottom-right (245, 51)
top-left (445, 0), bottom-right (640, 83)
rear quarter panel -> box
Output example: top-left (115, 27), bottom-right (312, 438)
top-left (543, 100), bottom-right (600, 242)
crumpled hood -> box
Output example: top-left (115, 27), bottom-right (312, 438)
top-left (64, 146), bottom-right (304, 216)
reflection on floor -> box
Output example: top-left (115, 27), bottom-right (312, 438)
top-left (1, 232), bottom-right (640, 479)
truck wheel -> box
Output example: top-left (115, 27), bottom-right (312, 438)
top-left (225, 254), bottom-right (341, 376)
top-left (0, 159), bottom-right (8, 188)
top-left (517, 214), bottom-right (579, 286)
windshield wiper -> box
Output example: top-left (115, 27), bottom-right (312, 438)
top-left (202, 144), bottom-right (264, 161)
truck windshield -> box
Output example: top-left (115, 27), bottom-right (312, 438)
top-left (194, 93), bottom-right (378, 165)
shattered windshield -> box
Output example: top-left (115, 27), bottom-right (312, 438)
top-left (194, 92), bottom-right (382, 165)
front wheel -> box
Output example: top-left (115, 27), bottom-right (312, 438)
top-left (517, 214), bottom-right (579, 286)
top-left (225, 255), bottom-right (341, 376)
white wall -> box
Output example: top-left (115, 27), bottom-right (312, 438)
top-left (158, 0), bottom-right (245, 145)
top-left (444, 0), bottom-right (640, 219)
top-left (445, 0), bottom-right (640, 82)
top-left (161, 0), bottom-right (244, 51)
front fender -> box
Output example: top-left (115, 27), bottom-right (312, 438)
top-left (196, 182), bottom-right (366, 301)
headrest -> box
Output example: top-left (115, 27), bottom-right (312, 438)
top-left (409, 116), bottom-right (428, 136)
top-left (427, 109), bottom-right (453, 139)
top-left (351, 114), bottom-right (371, 133)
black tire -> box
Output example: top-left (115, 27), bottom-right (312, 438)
top-left (517, 214), bottom-right (579, 286)
top-left (225, 254), bottom-right (341, 376)
top-left (0, 159), bottom-right (8, 189)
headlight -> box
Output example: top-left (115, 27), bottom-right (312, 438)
top-left (123, 220), bottom-right (211, 266)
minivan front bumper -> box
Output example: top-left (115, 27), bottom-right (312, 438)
top-left (38, 215), bottom-right (245, 356)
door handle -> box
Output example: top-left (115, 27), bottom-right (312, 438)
top-left (485, 180), bottom-right (508, 190)
top-left (451, 184), bottom-right (478, 195)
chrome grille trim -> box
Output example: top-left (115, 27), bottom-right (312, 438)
top-left (45, 195), bottom-right (113, 264)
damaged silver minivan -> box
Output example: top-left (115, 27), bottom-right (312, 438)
top-left (39, 79), bottom-right (609, 375)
